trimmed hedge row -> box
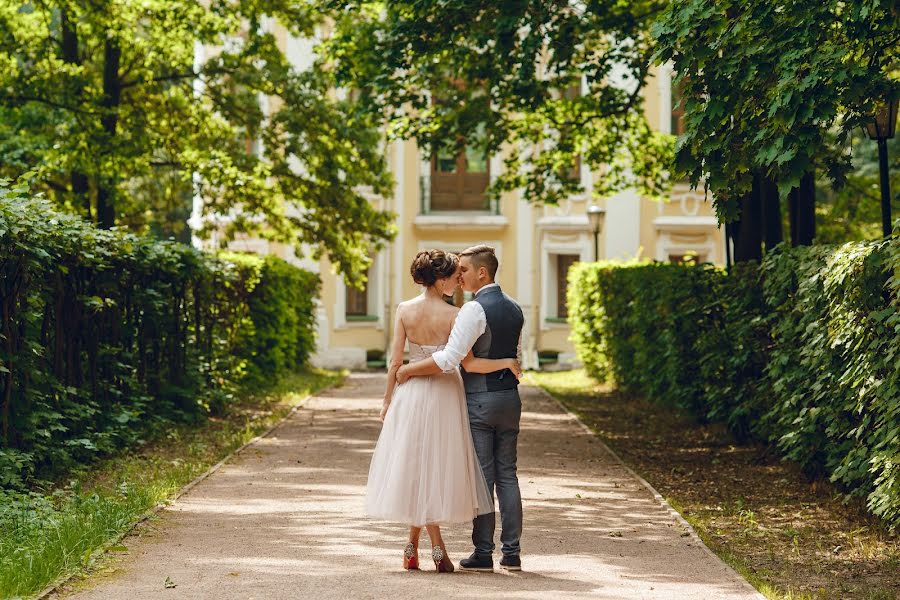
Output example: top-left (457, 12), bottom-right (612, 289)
top-left (0, 183), bottom-right (319, 487)
top-left (568, 239), bottom-right (900, 528)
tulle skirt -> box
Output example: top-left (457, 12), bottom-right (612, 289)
top-left (365, 369), bottom-right (493, 526)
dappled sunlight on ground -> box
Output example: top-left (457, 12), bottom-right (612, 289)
top-left (58, 373), bottom-right (763, 600)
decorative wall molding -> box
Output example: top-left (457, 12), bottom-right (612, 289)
top-left (413, 214), bottom-right (509, 230)
top-left (537, 214), bottom-right (589, 231)
top-left (653, 216), bottom-right (719, 262)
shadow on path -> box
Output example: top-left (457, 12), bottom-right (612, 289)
top-left (59, 373), bottom-right (763, 600)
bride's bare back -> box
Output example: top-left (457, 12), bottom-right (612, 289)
top-left (398, 294), bottom-right (459, 347)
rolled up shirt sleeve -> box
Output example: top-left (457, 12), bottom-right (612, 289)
top-left (517, 328), bottom-right (523, 364)
top-left (432, 301), bottom-right (486, 372)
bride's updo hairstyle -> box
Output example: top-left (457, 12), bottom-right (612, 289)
top-left (410, 249), bottom-right (459, 286)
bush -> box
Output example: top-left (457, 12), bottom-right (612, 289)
top-left (568, 238), bottom-right (900, 528)
top-left (0, 183), bottom-right (319, 486)
top-left (234, 254), bottom-right (320, 385)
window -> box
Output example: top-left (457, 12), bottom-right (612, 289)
top-left (346, 269), bottom-right (371, 318)
top-left (556, 254), bottom-right (579, 318)
top-left (671, 77), bottom-right (687, 136)
top-left (559, 83), bottom-right (581, 183)
top-left (668, 252), bottom-right (700, 265)
top-left (430, 139), bottom-right (490, 211)
top-left (245, 135), bottom-right (260, 157)
top-left (561, 149), bottom-right (581, 184)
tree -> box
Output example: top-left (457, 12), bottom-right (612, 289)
top-left (322, 0), bottom-right (674, 205)
top-left (0, 1), bottom-right (394, 279)
top-left (652, 0), bottom-right (899, 231)
top-left (816, 130), bottom-right (899, 243)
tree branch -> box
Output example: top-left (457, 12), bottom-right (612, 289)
top-left (121, 67), bottom-right (238, 90)
top-left (1, 94), bottom-right (93, 114)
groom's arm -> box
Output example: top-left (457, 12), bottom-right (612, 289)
top-left (396, 302), bottom-right (486, 384)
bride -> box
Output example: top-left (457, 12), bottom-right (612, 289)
top-left (365, 249), bottom-right (522, 573)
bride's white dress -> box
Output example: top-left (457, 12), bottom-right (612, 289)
top-left (365, 342), bottom-right (493, 526)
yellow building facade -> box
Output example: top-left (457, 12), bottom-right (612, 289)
top-left (196, 25), bottom-right (724, 371)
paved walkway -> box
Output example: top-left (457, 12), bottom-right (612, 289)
top-left (57, 373), bottom-right (763, 600)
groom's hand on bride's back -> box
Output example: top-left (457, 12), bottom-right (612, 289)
top-left (396, 365), bottom-right (410, 384)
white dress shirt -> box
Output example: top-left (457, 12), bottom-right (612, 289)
top-left (432, 283), bottom-right (522, 373)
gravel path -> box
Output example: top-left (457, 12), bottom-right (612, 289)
top-left (57, 373), bottom-right (763, 600)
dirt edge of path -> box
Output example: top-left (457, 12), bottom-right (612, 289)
top-left (38, 385), bottom-right (336, 600)
top-left (533, 385), bottom-right (763, 598)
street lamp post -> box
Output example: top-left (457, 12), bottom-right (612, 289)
top-left (587, 204), bottom-right (606, 261)
top-left (864, 98), bottom-right (898, 237)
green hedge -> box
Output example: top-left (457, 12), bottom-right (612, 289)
top-left (0, 182), bottom-right (319, 487)
top-left (568, 238), bottom-right (900, 527)
top-left (232, 253), bottom-right (319, 385)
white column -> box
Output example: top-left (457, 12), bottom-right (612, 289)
top-left (516, 196), bottom-right (538, 370)
top-left (286, 31), bottom-right (316, 71)
top-left (659, 63), bottom-right (673, 135)
top-left (388, 139), bottom-right (407, 365)
top-left (605, 189), bottom-right (642, 260)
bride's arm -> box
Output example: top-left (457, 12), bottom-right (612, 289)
top-left (382, 306), bottom-right (407, 421)
top-left (461, 350), bottom-right (523, 380)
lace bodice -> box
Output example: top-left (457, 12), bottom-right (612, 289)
top-left (407, 341), bottom-right (447, 363)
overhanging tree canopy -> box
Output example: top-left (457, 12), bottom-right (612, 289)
top-left (323, 0), bottom-right (673, 205)
top-left (652, 0), bottom-right (899, 222)
top-left (0, 0), bottom-right (394, 279)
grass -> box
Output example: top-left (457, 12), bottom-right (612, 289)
top-left (524, 369), bottom-right (900, 600)
top-left (0, 368), bottom-right (344, 600)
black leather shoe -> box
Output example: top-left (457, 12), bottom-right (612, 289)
top-left (459, 553), bottom-right (493, 572)
top-left (500, 555), bottom-right (521, 571)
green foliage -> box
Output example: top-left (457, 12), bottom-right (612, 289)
top-left (568, 238), bottom-right (900, 527)
top-left (761, 241), bottom-right (900, 525)
top-left (322, 0), bottom-right (674, 205)
top-left (652, 0), bottom-right (899, 221)
top-left (233, 254), bottom-right (320, 385)
top-left (0, 368), bottom-right (343, 599)
top-left (568, 260), bottom-right (730, 415)
top-left (0, 0), bottom-right (394, 280)
top-left (0, 182), bottom-right (319, 488)
top-left (816, 131), bottom-right (900, 244)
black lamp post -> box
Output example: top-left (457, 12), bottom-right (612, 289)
top-left (587, 204), bottom-right (606, 261)
top-left (864, 98), bottom-right (898, 237)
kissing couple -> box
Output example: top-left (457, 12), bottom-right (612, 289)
top-left (365, 244), bottom-right (525, 573)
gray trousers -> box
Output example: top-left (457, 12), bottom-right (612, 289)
top-left (466, 388), bottom-right (523, 557)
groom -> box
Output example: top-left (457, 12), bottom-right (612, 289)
top-left (397, 244), bottom-right (525, 572)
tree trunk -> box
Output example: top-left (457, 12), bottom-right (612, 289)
top-left (760, 174), bottom-right (783, 252)
top-left (732, 176), bottom-right (763, 262)
top-left (60, 10), bottom-right (93, 219)
top-left (1, 286), bottom-right (13, 446)
top-left (789, 171), bottom-right (816, 246)
top-left (97, 38), bottom-right (122, 229)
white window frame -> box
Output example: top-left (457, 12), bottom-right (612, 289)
top-left (540, 235), bottom-right (591, 330)
top-left (334, 250), bottom-right (386, 330)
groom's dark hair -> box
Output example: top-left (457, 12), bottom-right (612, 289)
top-left (460, 245), bottom-right (499, 280)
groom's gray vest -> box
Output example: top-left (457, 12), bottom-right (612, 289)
top-left (460, 286), bottom-right (524, 394)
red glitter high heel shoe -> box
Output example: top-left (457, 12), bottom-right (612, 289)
top-left (432, 545), bottom-right (454, 573)
top-left (403, 542), bottom-right (420, 570)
